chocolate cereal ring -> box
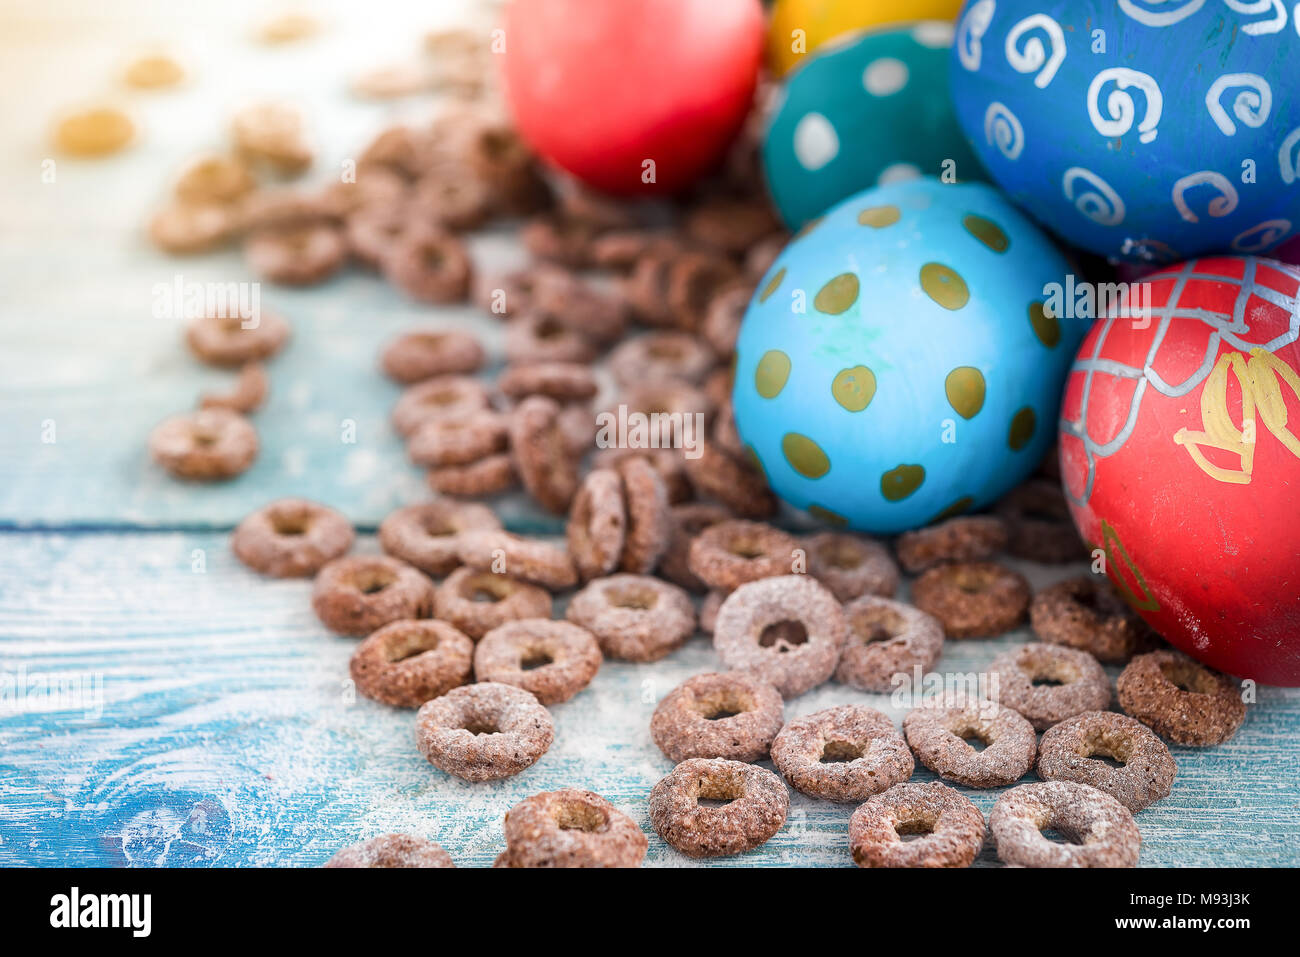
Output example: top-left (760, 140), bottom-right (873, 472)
top-left (391, 375), bottom-right (491, 436)
top-left (903, 698), bottom-right (1037, 788)
top-left (688, 520), bottom-right (799, 592)
top-left (1037, 711), bottom-right (1176, 812)
top-left (1030, 575), bottom-right (1159, 663)
top-left (505, 313), bottom-right (599, 364)
top-left (434, 567), bottom-right (551, 640)
top-left (455, 529), bottom-right (577, 590)
top-left (713, 576), bottom-right (847, 698)
top-left (325, 834), bottom-right (454, 869)
top-left (803, 532), bottom-right (899, 602)
top-left (186, 310), bottom-right (290, 368)
top-left (380, 328), bottom-right (485, 384)
top-left (990, 781), bottom-right (1140, 868)
top-left (566, 469), bottom-right (627, 582)
top-left (473, 619), bottom-right (601, 705)
top-left (650, 672), bottom-right (784, 763)
top-left (427, 453), bottom-right (517, 497)
top-left (510, 395), bottom-right (580, 514)
top-left (232, 498), bottom-right (354, 577)
top-left (566, 574), bottom-right (695, 662)
top-left (701, 282), bottom-right (753, 357)
top-left (311, 555), bottom-right (435, 637)
top-left (835, 595), bottom-right (944, 693)
top-left (149, 408), bottom-right (258, 481)
top-left (682, 439), bottom-right (778, 519)
top-left (911, 561), bottom-right (1030, 638)
top-left (415, 682), bottom-right (554, 782)
top-left (771, 705), bottom-right (914, 802)
top-left (1117, 650), bottom-right (1246, 746)
top-left (995, 479), bottom-right (1088, 563)
top-left (617, 457), bottom-right (672, 575)
top-left (498, 362), bottom-right (599, 403)
top-left (349, 619), bottom-right (474, 707)
top-left (649, 758), bottom-right (789, 858)
top-left (658, 502), bottom-right (734, 592)
top-left (407, 411), bottom-right (508, 467)
top-left (849, 782), bottom-right (985, 868)
top-left (200, 362), bottom-right (268, 414)
top-left (608, 332), bottom-right (715, 387)
top-left (592, 447), bottom-right (693, 506)
top-left (149, 201), bottom-right (237, 254)
top-left (245, 223), bottom-right (346, 286)
top-left (382, 229), bottom-right (471, 304)
top-left (894, 515), bottom-right (1009, 574)
top-left (500, 789), bottom-right (647, 868)
top-left (988, 643), bottom-right (1111, 731)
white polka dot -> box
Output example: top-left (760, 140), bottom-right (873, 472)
top-left (793, 112), bottom-right (839, 171)
top-left (877, 162), bottom-right (922, 185)
top-left (863, 58), bottom-right (909, 96)
top-left (913, 21), bottom-right (956, 48)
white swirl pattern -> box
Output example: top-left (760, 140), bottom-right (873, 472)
top-left (1064, 167), bottom-right (1127, 226)
top-left (984, 101), bottom-right (1025, 159)
top-left (1232, 219), bottom-right (1293, 252)
top-left (1004, 14), bottom-right (1066, 88)
top-left (1282, 126), bottom-right (1300, 185)
top-left (1172, 171), bottom-right (1240, 222)
top-left (1087, 68), bottom-right (1163, 144)
top-left (1205, 74), bottom-right (1272, 135)
top-left (1222, 0), bottom-right (1288, 33)
top-left (957, 0), bottom-right (997, 71)
top-left (1117, 0), bottom-right (1208, 25)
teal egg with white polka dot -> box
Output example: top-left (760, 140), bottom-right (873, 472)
top-left (733, 177), bottom-right (1085, 534)
top-left (763, 21), bottom-right (987, 229)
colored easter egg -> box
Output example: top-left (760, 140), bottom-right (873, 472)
top-left (949, 0), bottom-right (1300, 263)
top-left (501, 0), bottom-right (764, 195)
top-left (768, 0), bottom-right (965, 76)
top-left (733, 177), bottom-right (1087, 534)
top-left (763, 22), bottom-right (987, 229)
top-left (1060, 255), bottom-right (1300, 685)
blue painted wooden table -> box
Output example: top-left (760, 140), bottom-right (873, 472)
top-left (2, 0), bottom-right (1298, 868)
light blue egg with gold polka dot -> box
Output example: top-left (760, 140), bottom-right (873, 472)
top-left (763, 21), bottom-right (987, 229)
top-left (733, 177), bottom-right (1085, 534)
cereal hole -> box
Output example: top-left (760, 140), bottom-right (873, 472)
top-left (270, 510), bottom-right (311, 535)
top-left (388, 633), bottom-right (438, 662)
top-left (462, 720), bottom-right (500, 736)
top-left (819, 740), bottom-right (863, 764)
top-left (519, 647), bottom-right (555, 671)
top-left (1159, 659), bottom-right (1218, 695)
top-left (693, 689), bottom-right (754, 721)
top-left (354, 566), bottom-right (397, 595)
top-left (758, 619), bottom-right (809, 651)
top-left (850, 608), bottom-right (904, 645)
top-left (1040, 825), bottom-right (1085, 846)
top-left (604, 584), bottom-right (660, 610)
top-left (554, 802), bottom-right (608, 832)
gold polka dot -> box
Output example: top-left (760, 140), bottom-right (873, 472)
top-left (858, 205), bottom-right (901, 228)
top-left (1029, 302), bottom-right (1061, 348)
top-left (782, 433), bottom-right (830, 479)
top-left (963, 214), bottom-right (1009, 253)
top-left (832, 366), bottom-right (876, 412)
top-left (759, 267), bottom-right (786, 303)
top-left (929, 496), bottom-right (974, 523)
top-left (808, 504), bottom-right (849, 528)
top-left (881, 464), bottom-right (924, 502)
top-left (945, 367), bottom-right (985, 420)
top-left (754, 350), bottom-right (791, 399)
top-left (814, 273), bottom-right (860, 315)
top-left (1008, 407), bottom-right (1036, 451)
top-left (920, 263), bottom-right (969, 311)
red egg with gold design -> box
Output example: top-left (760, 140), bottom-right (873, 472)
top-left (1060, 256), bottom-right (1300, 686)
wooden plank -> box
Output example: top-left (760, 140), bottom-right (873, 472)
top-left (2, 531), bottom-right (1296, 867)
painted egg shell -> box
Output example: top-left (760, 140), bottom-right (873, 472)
top-left (768, 0), bottom-right (964, 77)
top-left (950, 0), bottom-right (1300, 264)
top-left (763, 22), bottom-right (987, 229)
top-left (1060, 256), bottom-right (1300, 686)
top-left (733, 177), bottom-right (1085, 534)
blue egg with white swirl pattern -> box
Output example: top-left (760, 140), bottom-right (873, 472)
top-left (949, 0), bottom-right (1300, 263)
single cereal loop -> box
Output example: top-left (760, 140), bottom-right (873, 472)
top-left (498, 362), bottom-right (598, 402)
top-left (149, 201), bottom-right (238, 254)
top-left (185, 311), bottom-right (291, 368)
top-left (987, 643), bottom-right (1111, 731)
top-left (911, 561), bottom-right (1030, 638)
top-left (712, 576), bottom-right (847, 699)
top-left (200, 362), bottom-right (269, 414)
top-left (383, 229), bottom-right (472, 303)
top-left (659, 502), bottom-right (734, 592)
top-left (903, 698), bottom-right (1037, 788)
top-left (502, 789), bottom-right (647, 868)
top-left (434, 566), bottom-right (552, 640)
top-left (349, 619), bottom-right (474, 707)
top-left (682, 439), bottom-right (778, 519)
top-left (456, 529), bottom-right (577, 590)
top-left (473, 619), bottom-right (601, 705)
top-left (407, 411), bottom-right (508, 467)
top-left (1031, 575), bottom-right (1158, 663)
top-left (617, 457), bottom-right (672, 575)
top-left (245, 223), bottom-right (347, 286)
top-left (392, 376), bottom-right (491, 436)
top-left (380, 499), bottom-right (501, 576)
top-left (325, 834), bottom-right (454, 868)
top-left (803, 532), bottom-right (899, 601)
top-left (232, 498), bottom-right (354, 578)
top-left (650, 672), bottom-right (784, 763)
top-left (1037, 711), bottom-right (1176, 812)
top-left (849, 782), bottom-right (985, 868)
top-left (510, 395), bottom-right (580, 514)
top-left (415, 682), bottom-right (554, 782)
top-left (771, 705), bottom-right (914, 802)
top-left (608, 332), bottom-right (715, 387)
top-left (990, 781), bottom-right (1140, 868)
top-left (835, 595), bottom-right (944, 693)
top-left (427, 453), bottom-right (517, 497)
top-left (649, 758), bottom-right (789, 858)
top-left (149, 408), bottom-right (258, 481)
top-left (55, 106), bottom-right (134, 156)
top-left (1117, 650), bottom-right (1246, 746)
top-left (566, 574), bottom-right (695, 663)
top-left (311, 555), bottom-right (435, 637)
top-left (380, 329), bottom-right (485, 384)
top-left (995, 479), bottom-right (1088, 563)
top-left (895, 515), bottom-right (1009, 574)
top-left (505, 313), bottom-right (599, 365)
top-left (688, 520), bottom-right (800, 592)
top-left (174, 154), bottom-right (254, 205)
top-left (566, 469), bottom-right (627, 582)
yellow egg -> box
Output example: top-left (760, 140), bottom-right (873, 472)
top-left (767, 0), bottom-right (964, 77)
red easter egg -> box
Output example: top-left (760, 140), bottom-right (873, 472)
top-left (500, 0), bottom-right (764, 195)
top-left (1060, 256), bottom-right (1300, 686)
